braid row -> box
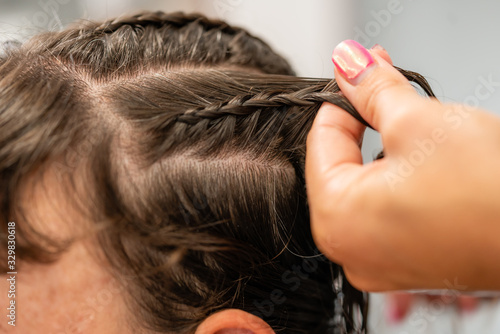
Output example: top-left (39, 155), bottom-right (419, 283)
top-left (175, 66), bottom-right (435, 129)
top-left (64, 10), bottom-right (295, 76)
top-left (177, 88), bottom-right (369, 127)
top-left (93, 11), bottom-right (242, 36)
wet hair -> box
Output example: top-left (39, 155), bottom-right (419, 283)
top-left (0, 11), bottom-right (434, 334)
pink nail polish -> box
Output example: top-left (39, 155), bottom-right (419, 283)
top-left (332, 40), bottom-right (375, 81)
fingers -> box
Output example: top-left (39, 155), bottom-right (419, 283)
top-left (306, 102), bottom-right (365, 173)
top-left (305, 101), bottom-right (367, 263)
top-left (371, 44), bottom-right (393, 65)
top-left (305, 102), bottom-right (365, 201)
top-left (332, 40), bottom-right (430, 133)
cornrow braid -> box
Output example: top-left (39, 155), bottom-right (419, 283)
top-left (92, 11), bottom-right (241, 35)
top-left (174, 67), bottom-right (434, 128)
top-left (177, 89), bottom-right (362, 124)
top-left (153, 68), bottom-right (435, 143)
top-left (20, 11), bottom-right (294, 79)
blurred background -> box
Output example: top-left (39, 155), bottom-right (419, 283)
top-left (2, 0), bottom-right (500, 332)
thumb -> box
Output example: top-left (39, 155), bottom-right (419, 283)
top-left (332, 40), bottom-right (432, 135)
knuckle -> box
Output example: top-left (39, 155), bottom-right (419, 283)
top-left (357, 73), bottom-right (425, 133)
top-left (363, 78), bottom-right (409, 120)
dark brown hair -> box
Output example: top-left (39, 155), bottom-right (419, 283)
top-left (0, 11), bottom-right (434, 333)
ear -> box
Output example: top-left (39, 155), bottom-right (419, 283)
top-left (195, 309), bottom-right (275, 334)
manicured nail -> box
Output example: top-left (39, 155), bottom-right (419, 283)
top-left (371, 44), bottom-right (386, 51)
top-left (332, 40), bottom-right (375, 83)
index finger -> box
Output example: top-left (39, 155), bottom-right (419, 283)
top-left (305, 101), bottom-right (364, 200)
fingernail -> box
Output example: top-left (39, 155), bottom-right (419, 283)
top-left (332, 40), bottom-right (375, 83)
top-left (371, 43), bottom-right (386, 51)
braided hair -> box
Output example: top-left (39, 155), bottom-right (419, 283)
top-left (0, 11), bottom-right (434, 333)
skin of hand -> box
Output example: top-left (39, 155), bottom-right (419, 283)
top-left (305, 40), bottom-right (500, 292)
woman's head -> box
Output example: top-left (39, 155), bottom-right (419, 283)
top-left (0, 11), bottom-right (433, 334)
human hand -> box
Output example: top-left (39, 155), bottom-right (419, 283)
top-left (306, 40), bottom-right (500, 291)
